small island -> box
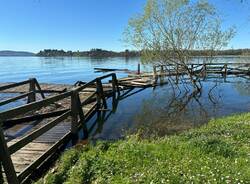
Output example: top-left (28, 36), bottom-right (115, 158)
top-left (36, 48), bottom-right (140, 57)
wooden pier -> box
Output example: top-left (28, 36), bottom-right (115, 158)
top-left (127, 62), bottom-right (250, 79)
top-left (0, 73), bottom-right (158, 184)
top-left (0, 62), bottom-right (250, 183)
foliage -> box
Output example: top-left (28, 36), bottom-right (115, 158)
top-left (36, 49), bottom-right (140, 57)
top-left (124, 0), bottom-right (235, 91)
top-left (37, 113), bottom-right (250, 184)
top-left (124, 0), bottom-right (235, 64)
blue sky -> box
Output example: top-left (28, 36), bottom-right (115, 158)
top-left (0, 0), bottom-right (249, 53)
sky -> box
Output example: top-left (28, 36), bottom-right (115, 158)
top-left (0, 0), bottom-right (250, 53)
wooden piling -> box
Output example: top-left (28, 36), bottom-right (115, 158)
top-left (27, 78), bottom-right (36, 103)
top-left (0, 125), bottom-right (19, 184)
top-left (96, 78), bottom-right (107, 109)
top-left (137, 63), bottom-right (140, 74)
top-left (153, 66), bottom-right (157, 78)
top-left (202, 64), bottom-right (207, 77)
top-left (71, 90), bottom-right (79, 136)
top-left (111, 74), bottom-right (120, 95)
top-left (160, 65), bottom-right (164, 76)
top-left (224, 64), bottom-right (227, 77)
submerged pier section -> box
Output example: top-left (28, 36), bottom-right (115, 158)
top-left (0, 73), bottom-right (157, 184)
top-left (0, 62), bottom-right (250, 184)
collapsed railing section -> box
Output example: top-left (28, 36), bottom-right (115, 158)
top-left (153, 63), bottom-right (250, 78)
top-left (0, 78), bottom-right (45, 107)
top-left (0, 73), bottom-right (119, 184)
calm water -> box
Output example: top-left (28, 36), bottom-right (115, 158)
top-left (0, 56), bottom-right (146, 83)
top-left (1, 56), bottom-right (250, 139)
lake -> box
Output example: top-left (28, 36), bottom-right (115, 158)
top-left (0, 56), bottom-right (250, 139)
top-left (0, 56), bottom-right (146, 83)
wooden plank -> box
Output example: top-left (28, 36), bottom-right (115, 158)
top-left (80, 92), bottom-right (96, 106)
top-left (8, 111), bottom-right (71, 155)
top-left (0, 92), bottom-right (32, 107)
top-left (17, 132), bottom-right (72, 182)
top-left (3, 109), bottom-right (69, 129)
top-left (0, 80), bottom-right (30, 92)
top-left (0, 91), bottom-right (72, 121)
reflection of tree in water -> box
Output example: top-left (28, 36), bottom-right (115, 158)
top-left (132, 84), bottom-right (221, 138)
top-left (233, 81), bottom-right (250, 96)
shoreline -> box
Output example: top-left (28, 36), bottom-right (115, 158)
top-left (37, 112), bottom-right (250, 183)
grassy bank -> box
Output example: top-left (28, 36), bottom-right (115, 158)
top-left (37, 113), bottom-right (250, 184)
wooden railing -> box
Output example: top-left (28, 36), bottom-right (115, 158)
top-left (0, 78), bottom-right (45, 106)
top-left (0, 73), bottom-right (119, 184)
top-left (153, 63), bottom-right (250, 77)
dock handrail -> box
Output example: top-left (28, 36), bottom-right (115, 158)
top-left (152, 62), bottom-right (250, 77)
top-left (0, 78), bottom-right (45, 107)
top-left (0, 73), bottom-right (120, 184)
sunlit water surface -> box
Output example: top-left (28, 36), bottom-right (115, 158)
top-left (0, 56), bottom-right (250, 139)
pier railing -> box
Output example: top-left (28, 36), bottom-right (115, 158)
top-left (0, 73), bottom-right (119, 184)
top-left (153, 63), bottom-right (250, 77)
top-left (0, 78), bottom-right (45, 107)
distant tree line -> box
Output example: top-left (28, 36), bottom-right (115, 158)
top-left (36, 49), bottom-right (140, 57)
top-left (191, 49), bottom-right (250, 56)
top-left (36, 48), bottom-right (250, 57)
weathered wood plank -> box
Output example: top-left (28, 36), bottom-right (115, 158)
top-left (0, 80), bottom-right (31, 92)
top-left (0, 91), bottom-right (72, 121)
top-left (17, 132), bottom-right (72, 182)
top-left (0, 92), bottom-right (32, 106)
top-left (8, 111), bottom-right (71, 154)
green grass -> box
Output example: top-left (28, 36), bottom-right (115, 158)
top-left (36, 113), bottom-right (250, 184)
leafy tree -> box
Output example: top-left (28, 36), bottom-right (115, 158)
top-left (124, 0), bottom-right (235, 90)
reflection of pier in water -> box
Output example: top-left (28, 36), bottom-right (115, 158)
top-left (0, 73), bottom-right (155, 184)
top-left (1, 62), bottom-right (250, 183)
top-left (84, 86), bottom-right (147, 139)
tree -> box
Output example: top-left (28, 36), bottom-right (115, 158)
top-left (124, 0), bottom-right (235, 90)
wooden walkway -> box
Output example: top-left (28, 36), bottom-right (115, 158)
top-left (0, 73), bottom-right (157, 184)
top-left (127, 62), bottom-right (250, 78)
top-left (1, 62), bottom-right (249, 183)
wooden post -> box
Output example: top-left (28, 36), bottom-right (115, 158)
top-left (111, 74), bottom-right (120, 95)
top-left (96, 80), bottom-right (101, 110)
top-left (224, 64), bottom-right (227, 77)
top-left (0, 124), bottom-right (19, 184)
top-left (137, 63), bottom-right (140, 74)
top-left (34, 79), bottom-right (45, 99)
top-left (175, 64), bottom-right (179, 84)
top-left (71, 90), bottom-right (79, 136)
top-left (27, 78), bottom-right (36, 103)
top-left (153, 66), bottom-right (157, 78)
top-left (191, 64), bottom-right (194, 74)
top-left (160, 65), bottom-right (164, 76)
top-left (203, 64), bottom-right (207, 77)
top-left (96, 78), bottom-right (107, 109)
top-left (153, 66), bottom-right (158, 85)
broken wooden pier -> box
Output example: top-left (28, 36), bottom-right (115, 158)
top-left (0, 73), bottom-right (158, 184)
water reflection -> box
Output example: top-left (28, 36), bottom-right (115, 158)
top-left (83, 78), bottom-right (250, 140)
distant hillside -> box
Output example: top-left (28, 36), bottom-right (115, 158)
top-left (0, 50), bottom-right (35, 56)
